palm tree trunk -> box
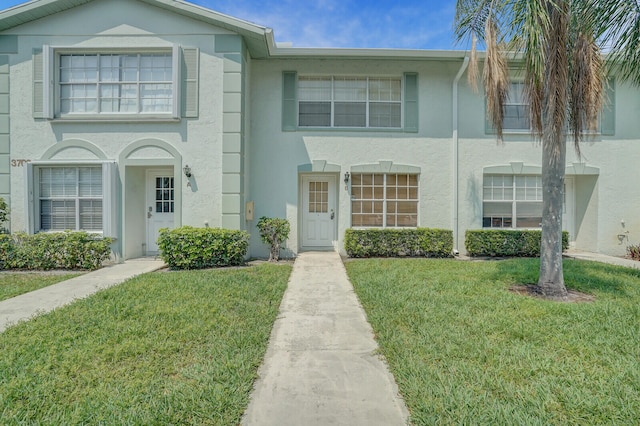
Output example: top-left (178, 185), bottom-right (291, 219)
top-left (538, 132), bottom-right (569, 299)
top-left (537, 0), bottom-right (570, 300)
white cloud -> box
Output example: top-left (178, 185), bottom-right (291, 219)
top-left (193, 0), bottom-right (461, 50)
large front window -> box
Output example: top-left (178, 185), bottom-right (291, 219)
top-left (59, 53), bottom-right (173, 115)
top-left (483, 174), bottom-right (542, 228)
top-left (39, 167), bottom-right (103, 231)
top-left (298, 77), bottom-right (402, 128)
top-left (351, 173), bottom-right (418, 227)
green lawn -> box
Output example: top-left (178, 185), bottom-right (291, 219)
top-left (345, 258), bottom-right (640, 425)
top-left (0, 264), bottom-right (291, 425)
top-left (0, 272), bottom-right (82, 301)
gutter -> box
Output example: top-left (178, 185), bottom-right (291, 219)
top-left (452, 55), bottom-right (469, 254)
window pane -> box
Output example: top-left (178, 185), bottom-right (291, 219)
top-left (79, 200), bottom-right (103, 230)
top-left (370, 103), bottom-right (401, 128)
top-left (369, 78), bottom-right (401, 102)
top-left (298, 77), bottom-right (331, 101)
top-left (334, 102), bottom-right (366, 127)
top-left (40, 200), bottom-right (76, 231)
top-left (299, 102), bottom-right (331, 126)
top-left (515, 202), bottom-right (543, 228)
top-left (334, 78), bottom-right (366, 101)
top-left (483, 202), bottom-right (512, 216)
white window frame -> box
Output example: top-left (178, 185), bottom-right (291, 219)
top-left (502, 81), bottom-right (530, 131)
top-left (298, 76), bottom-right (402, 129)
top-left (44, 44), bottom-right (180, 120)
top-left (496, 80), bottom-right (604, 134)
top-left (482, 174), bottom-right (543, 229)
top-left (26, 161), bottom-right (117, 236)
top-left (351, 173), bottom-right (419, 228)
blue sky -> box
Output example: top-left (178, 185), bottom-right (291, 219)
top-left (0, 0), bottom-right (465, 50)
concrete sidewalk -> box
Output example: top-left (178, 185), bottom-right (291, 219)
top-left (564, 249), bottom-right (640, 269)
top-left (242, 251), bottom-right (409, 426)
top-left (0, 258), bottom-right (165, 333)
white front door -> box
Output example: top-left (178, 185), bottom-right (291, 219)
top-left (146, 170), bottom-right (175, 254)
top-left (302, 175), bottom-right (337, 248)
top-left (563, 177), bottom-right (576, 245)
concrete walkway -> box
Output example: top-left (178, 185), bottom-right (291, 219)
top-left (564, 249), bottom-right (640, 269)
top-left (0, 258), bottom-right (165, 333)
top-left (242, 251), bottom-right (409, 426)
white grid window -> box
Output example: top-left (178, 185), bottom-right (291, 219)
top-left (351, 173), bottom-right (418, 227)
top-left (483, 175), bottom-right (542, 228)
top-left (503, 82), bottom-right (530, 130)
top-left (39, 167), bottom-right (103, 231)
top-left (298, 77), bottom-right (401, 128)
top-left (59, 53), bottom-right (173, 115)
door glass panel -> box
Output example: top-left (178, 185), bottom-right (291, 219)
top-left (308, 181), bottom-right (328, 213)
top-left (154, 176), bottom-right (174, 213)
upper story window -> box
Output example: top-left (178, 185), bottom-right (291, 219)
top-left (503, 82), bottom-right (530, 131)
top-left (32, 45), bottom-right (202, 120)
top-left (298, 77), bottom-right (402, 128)
top-left (58, 53), bottom-right (173, 115)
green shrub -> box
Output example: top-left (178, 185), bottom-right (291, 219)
top-left (256, 217), bottom-right (290, 262)
top-left (344, 228), bottom-right (453, 258)
top-left (158, 226), bottom-right (249, 269)
top-left (465, 229), bottom-right (569, 257)
top-left (627, 244), bottom-right (640, 261)
top-left (0, 234), bottom-right (14, 269)
top-left (0, 197), bottom-right (8, 234)
top-left (1, 231), bottom-right (113, 270)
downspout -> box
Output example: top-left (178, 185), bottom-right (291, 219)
top-left (452, 55), bottom-right (469, 255)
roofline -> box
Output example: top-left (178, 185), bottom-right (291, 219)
top-left (266, 46), bottom-right (470, 60)
top-left (0, 0), bottom-right (475, 61)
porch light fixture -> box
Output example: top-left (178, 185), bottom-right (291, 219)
top-left (344, 171), bottom-right (350, 185)
top-left (183, 164), bottom-right (192, 178)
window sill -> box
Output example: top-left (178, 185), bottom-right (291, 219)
top-left (295, 126), bottom-right (406, 133)
top-left (50, 115), bottom-right (181, 123)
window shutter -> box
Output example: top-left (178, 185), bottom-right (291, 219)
top-left (32, 48), bottom-right (43, 118)
top-left (181, 47), bottom-right (199, 118)
top-left (102, 162), bottom-right (118, 238)
top-left (25, 162), bottom-right (34, 233)
top-left (282, 71), bottom-right (297, 131)
top-left (601, 78), bottom-right (615, 136)
top-left (404, 73), bottom-right (418, 132)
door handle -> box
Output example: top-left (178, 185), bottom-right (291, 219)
top-left (148, 207), bottom-right (153, 219)
top-left (330, 209), bottom-right (335, 220)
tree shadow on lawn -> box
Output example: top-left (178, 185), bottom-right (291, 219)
top-left (490, 257), bottom-right (638, 301)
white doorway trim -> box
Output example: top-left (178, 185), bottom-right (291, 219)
top-left (300, 174), bottom-right (338, 249)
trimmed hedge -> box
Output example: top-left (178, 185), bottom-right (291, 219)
top-left (344, 228), bottom-right (453, 258)
top-left (0, 231), bottom-right (113, 271)
top-left (465, 229), bottom-right (569, 257)
top-left (158, 226), bottom-right (249, 270)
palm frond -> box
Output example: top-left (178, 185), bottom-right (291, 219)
top-left (483, 17), bottom-right (509, 142)
top-left (569, 33), bottom-right (603, 157)
top-left (542, 0), bottom-right (569, 163)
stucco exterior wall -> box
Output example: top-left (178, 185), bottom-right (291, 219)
top-left (249, 56), bottom-right (640, 258)
top-left (3, 0), bottom-right (237, 258)
top-left (1, 0), bottom-right (637, 260)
